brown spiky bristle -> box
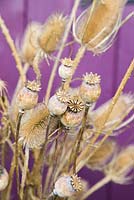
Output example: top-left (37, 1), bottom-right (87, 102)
top-left (83, 72), bottom-right (101, 85)
top-left (38, 13), bottom-right (67, 53)
top-left (61, 57), bottom-right (74, 67)
top-left (26, 80), bottom-right (41, 92)
top-left (68, 97), bottom-right (84, 113)
top-left (56, 89), bottom-right (69, 103)
top-left (71, 174), bottom-right (82, 192)
top-left (21, 22), bottom-right (41, 64)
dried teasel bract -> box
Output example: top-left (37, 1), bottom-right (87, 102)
top-left (19, 102), bottom-right (49, 148)
top-left (80, 72), bottom-right (101, 105)
top-left (73, 0), bottom-right (127, 54)
top-left (16, 80), bottom-right (41, 110)
top-left (104, 145), bottom-right (134, 184)
top-left (38, 13), bottom-right (67, 54)
top-left (0, 165), bottom-right (9, 191)
top-left (53, 174), bottom-right (82, 197)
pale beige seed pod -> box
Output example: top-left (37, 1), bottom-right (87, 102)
top-left (61, 96), bottom-right (85, 128)
top-left (90, 93), bottom-right (134, 133)
top-left (0, 165), bottom-right (9, 191)
top-left (79, 72), bottom-right (101, 104)
top-left (58, 58), bottom-right (74, 80)
top-left (38, 13), bottom-right (67, 54)
top-left (20, 22), bottom-right (42, 64)
top-left (19, 102), bottom-right (49, 148)
top-left (104, 145), bottom-right (134, 184)
top-left (48, 89), bottom-right (68, 116)
top-left (53, 174), bottom-right (82, 197)
top-left (86, 140), bottom-right (116, 170)
top-left (16, 80), bottom-right (40, 110)
top-left (73, 0), bottom-right (127, 54)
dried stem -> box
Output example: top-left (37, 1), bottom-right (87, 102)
top-left (45, 0), bottom-right (81, 104)
top-left (81, 175), bottom-right (111, 200)
top-left (76, 59), bottom-right (134, 172)
top-left (20, 145), bottom-right (29, 200)
top-left (0, 16), bottom-right (25, 83)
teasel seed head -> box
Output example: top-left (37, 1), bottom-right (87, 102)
top-left (53, 174), bottom-right (82, 197)
top-left (16, 80), bottom-right (40, 110)
top-left (38, 13), bottom-right (67, 54)
top-left (58, 58), bottom-right (74, 80)
top-left (20, 22), bottom-right (42, 64)
top-left (86, 139), bottom-right (116, 171)
top-left (0, 165), bottom-right (9, 191)
top-left (61, 96), bottom-right (85, 128)
top-left (80, 72), bottom-right (101, 104)
top-left (19, 102), bottom-right (49, 148)
top-left (73, 0), bottom-right (127, 54)
top-left (104, 145), bottom-right (134, 184)
top-left (48, 90), bottom-right (68, 116)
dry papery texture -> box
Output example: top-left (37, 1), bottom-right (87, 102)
top-left (89, 93), bottom-right (134, 133)
top-left (38, 13), bottom-right (67, 54)
top-left (104, 145), bottom-right (134, 184)
top-left (74, 0), bottom-right (127, 53)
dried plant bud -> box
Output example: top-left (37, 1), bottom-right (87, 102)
top-left (80, 72), bottom-right (101, 104)
top-left (53, 174), bottom-right (82, 197)
top-left (73, 0), bottom-right (127, 54)
top-left (56, 89), bottom-right (69, 103)
top-left (104, 145), bottom-right (134, 184)
top-left (38, 13), bottom-right (67, 54)
top-left (87, 140), bottom-right (116, 170)
top-left (58, 58), bottom-right (74, 80)
top-left (0, 165), bottom-right (9, 191)
top-left (0, 79), bottom-right (7, 96)
top-left (90, 93), bottom-right (134, 132)
top-left (20, 22), bottom-right (42, 64)
top-left (61, 96), bottom-right (85, 128)
top-left (19, 102), bottom-right (49, 148)
top-left (48, 90), bottom-right (68, 116)
top-left (16, 80), bottom-right (40, 110)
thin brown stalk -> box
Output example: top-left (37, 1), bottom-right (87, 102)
top-left (76, 59), bottom-right (134, 172)
top-left (45, 0), bottom-right (81, 104)
top-left (0, 16), bottom-right (25, 83)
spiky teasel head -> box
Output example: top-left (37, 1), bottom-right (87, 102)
top-left (86, 139), bottom-right (116, 171)
top-left (80, 72), bottom-right (101, 104)
top-left (90, 93), bottom-right (134, 132)
top-left (16, 80), bottom-right (40, 110)
top-left (19, 102), bottom-right (49, 148)
top-left (0, 165), bottom-right (9, 191)
top-left (73, 0), bottom-right (127, 54)
top-left (0, 79), bottom-right (7, 96)
top-left (20, 22), bottom-right (42, 64)
top-left (104, 145), bottom-right (134, 184)
top-left (53, 174), bottom-right (82, 197)
top-left (38, 13), bottom-right (67, 54)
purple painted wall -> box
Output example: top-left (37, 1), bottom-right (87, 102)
top-left (0, 1), bottom-right (134, 200)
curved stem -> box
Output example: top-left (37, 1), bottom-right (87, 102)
top-left (81, 176), bottom-right (111, 200)
top-left (45, 0), bottom-right (81, 104)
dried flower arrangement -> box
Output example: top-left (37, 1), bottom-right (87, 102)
top-left (0, 0), bottom-right (134, 200)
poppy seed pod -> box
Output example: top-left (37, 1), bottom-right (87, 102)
top-left (48, 89), bottom-right (68, 116)
top-left (16, 80), bottom-right (40, 110)
top-left (79, 72), bottom-right (101, 104)
top-left (53, 174), bottom-right (82, 197)
top-left (0, 165), bottom-right (9, 191)
top-left (61, 97), bottom-right (85, 128)
top-left (58, 58), bottom-right (74, 80)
